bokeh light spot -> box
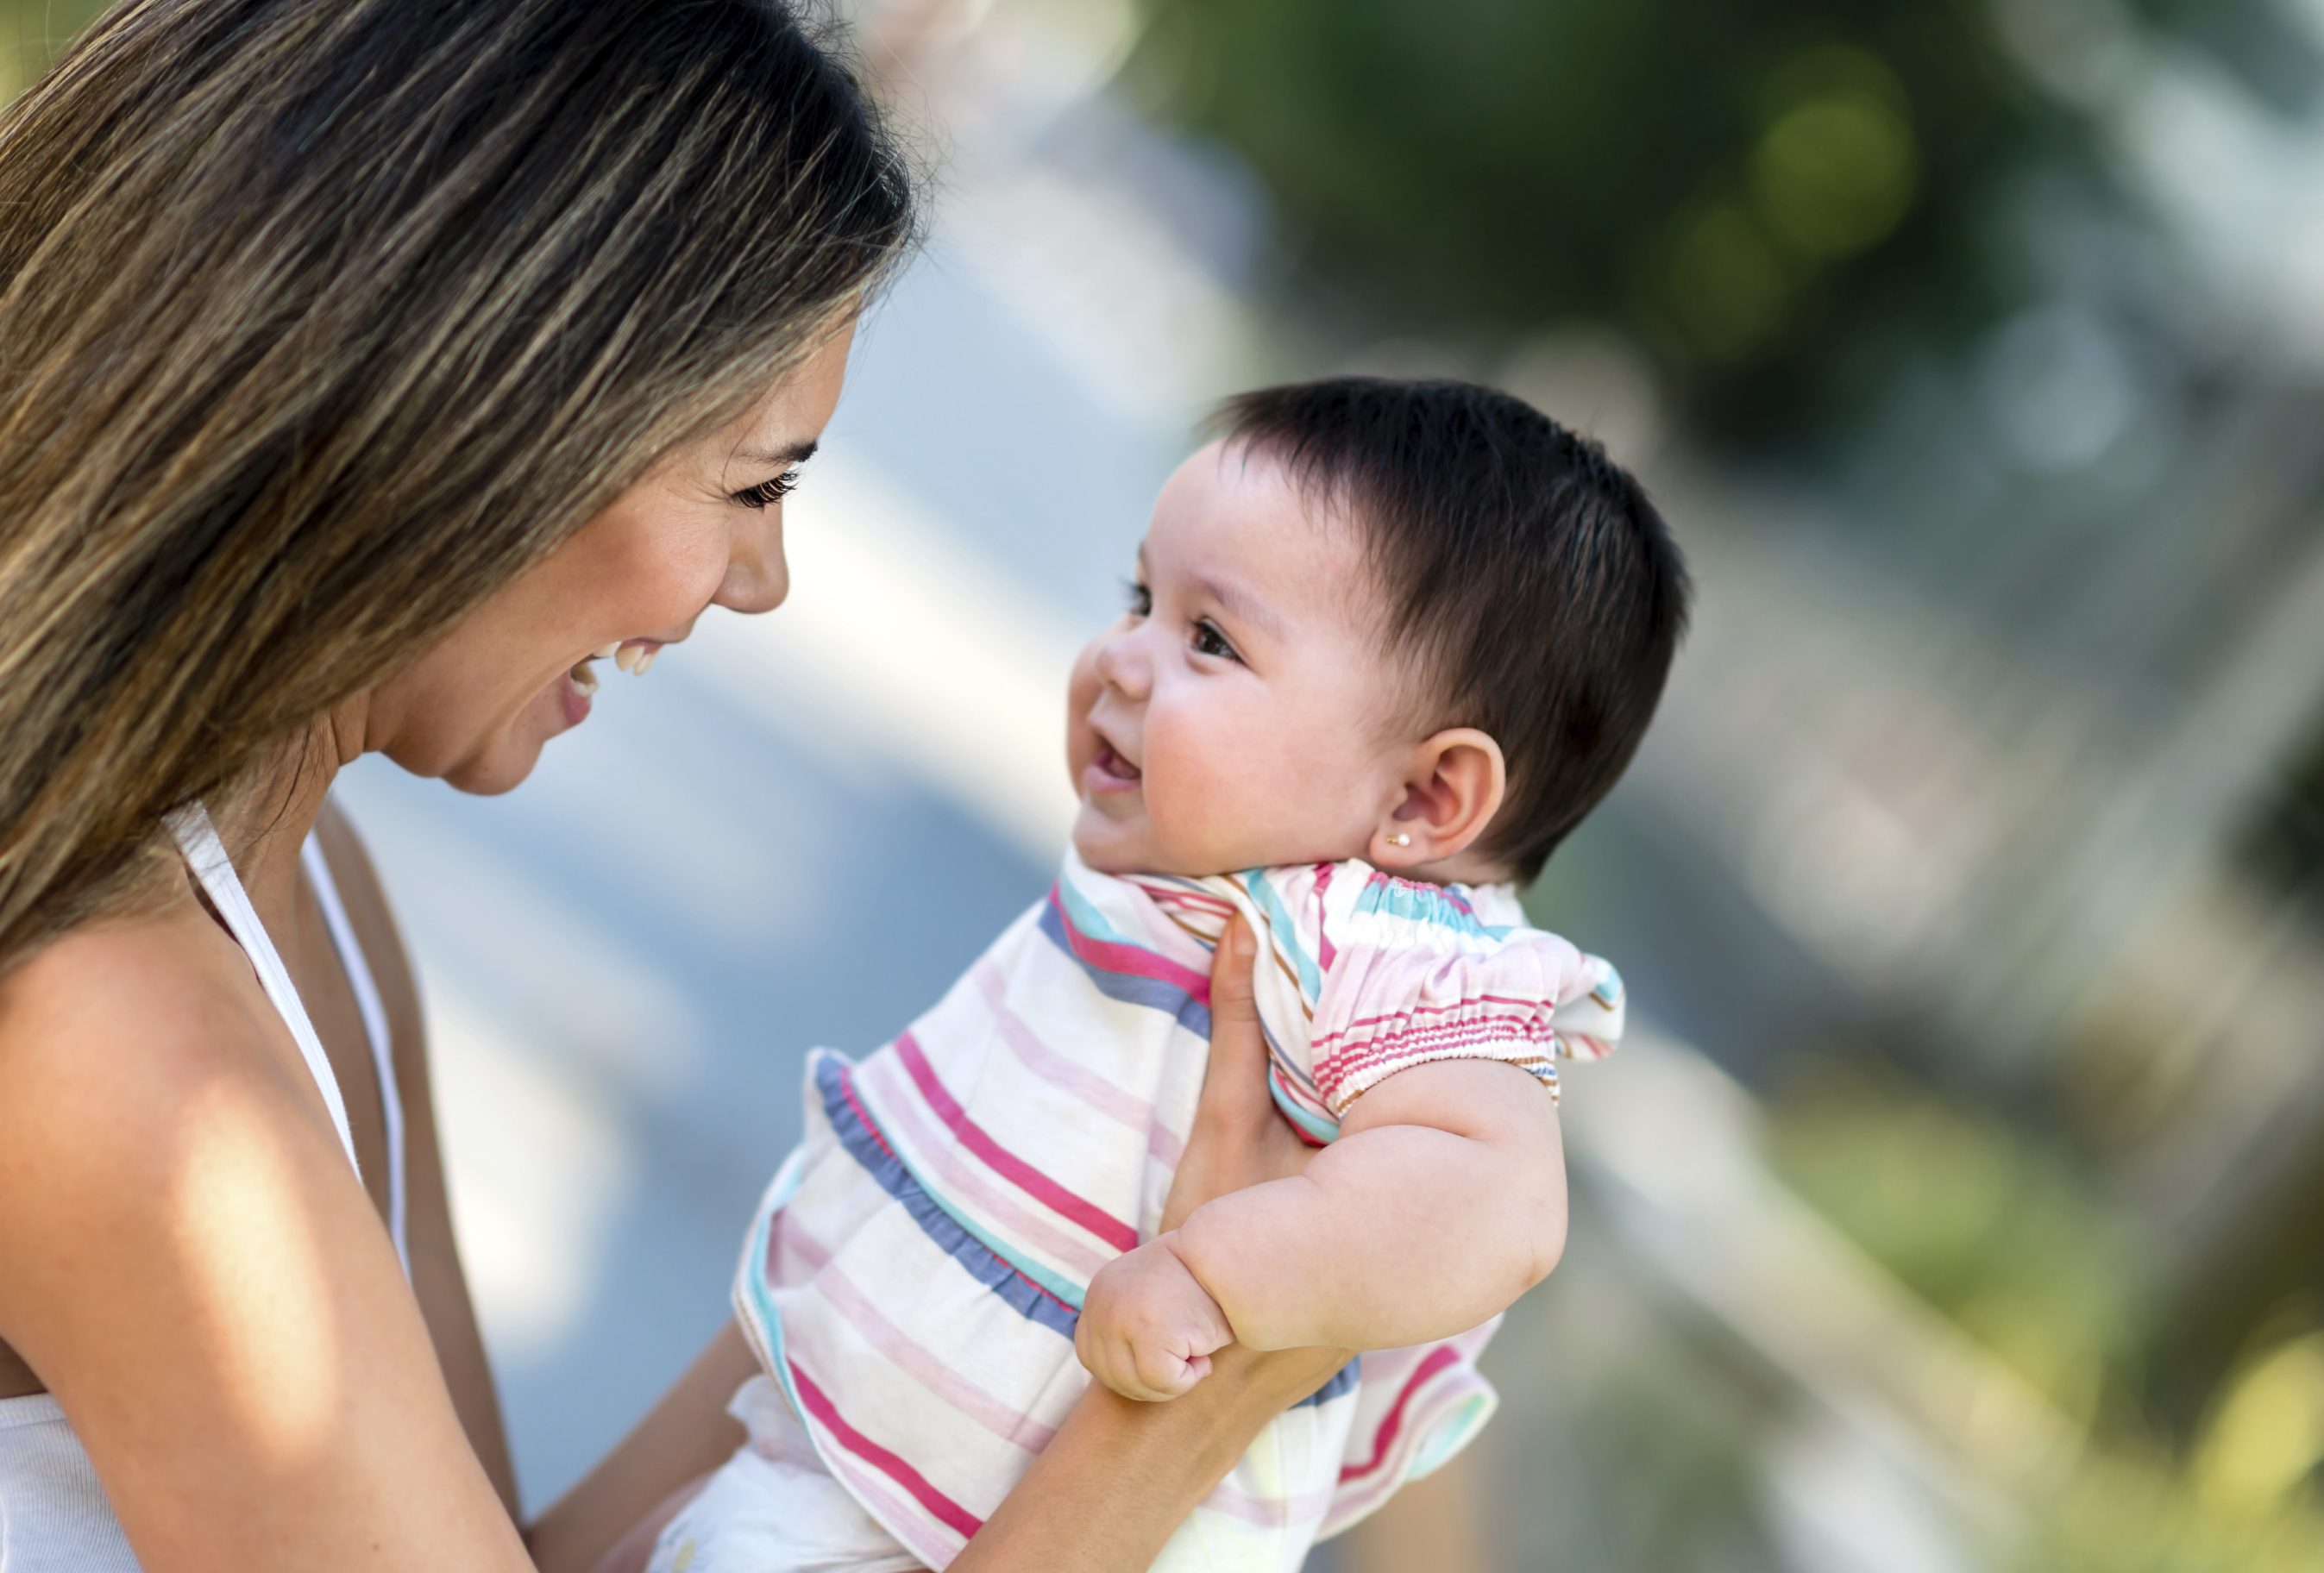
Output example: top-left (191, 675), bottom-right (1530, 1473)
top-left (1752, 91), bottom-right (1919, 260)
top-left (1669, 203), bottom-right (1789, 360)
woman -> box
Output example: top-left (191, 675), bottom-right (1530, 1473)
top-left (0, 2), bottom-right (1342, 1570)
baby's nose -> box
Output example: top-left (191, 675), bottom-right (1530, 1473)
top-left (1095, 629), bottom-right (1152, 699)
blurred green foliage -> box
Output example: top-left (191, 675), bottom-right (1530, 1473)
top-left (1126, 0), bottom-right (2082, 444)
top-left (1768, 1060), bottom-right (2324, 1572)
top-left (1127, 0), bottom-right (2317, 448)
top-left (1766, 1058), bottom-right (2134, 1423)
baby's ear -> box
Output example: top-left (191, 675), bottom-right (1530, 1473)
top-left (1369, 728), bottom-right (1507, 872)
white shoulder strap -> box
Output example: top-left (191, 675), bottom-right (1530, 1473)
top-left (166, 803), bottom-right (361, 1178)
top-left (301, 834), bottom-right (409, 1275)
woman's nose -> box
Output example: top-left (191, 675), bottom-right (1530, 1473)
top-left (717, 508), bottom-right (790, 615)
top-left (1095, 626), bottom-right (1151, 699)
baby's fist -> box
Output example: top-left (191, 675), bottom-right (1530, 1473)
top-left (1077, 1236), bottom-right (1236, 1401)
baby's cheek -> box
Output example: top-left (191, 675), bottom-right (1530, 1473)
top-left (1064, 651), bottom-right (1103, 772)
top-left (1160, 750), bottom-right (1263, 862)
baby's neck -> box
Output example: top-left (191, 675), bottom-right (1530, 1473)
top-left (1175, 846), bottom-right (1516, 890)
top-left (1357, 845), bottom-right (1516, 889)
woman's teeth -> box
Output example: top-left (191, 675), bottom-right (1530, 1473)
top-left (569, 643), bottom-right (657, 694)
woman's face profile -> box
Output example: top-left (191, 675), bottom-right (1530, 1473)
top-left (358, 319), bottom-right (857, 794)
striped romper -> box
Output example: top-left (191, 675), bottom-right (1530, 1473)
top-left (652, 851), bottom-right (1624, 1573)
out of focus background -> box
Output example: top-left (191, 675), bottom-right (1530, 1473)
top-left (16, 0), bottom-right (2324, 1567)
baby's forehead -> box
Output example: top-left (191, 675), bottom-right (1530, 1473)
top-left (1157, 442), bottom-right (1384, 624)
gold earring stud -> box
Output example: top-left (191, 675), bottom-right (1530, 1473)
top-left (1385, 833), bottom-right (1410, 848)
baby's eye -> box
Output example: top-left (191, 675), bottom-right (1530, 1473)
top-left (731, 468), bottom-right (801, 510)
top-left (1123, 580), bottom-right (1153, 617)
top-left (1190, 619), bottom-right (1241, 663)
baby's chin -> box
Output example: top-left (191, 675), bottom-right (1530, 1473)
top-left (1071, 812), bottom-right (1191, 878)
top-left (1071, 810), bottom-right (1303, 880)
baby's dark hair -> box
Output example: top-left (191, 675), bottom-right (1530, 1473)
top-left (1210, 377), bottom-right (1690, 885)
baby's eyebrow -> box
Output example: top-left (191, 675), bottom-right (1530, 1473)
top-left (1196, 573), bottom-right (1284, 641)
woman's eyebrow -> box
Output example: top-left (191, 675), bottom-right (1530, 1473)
top-left (736, 438), bottom-right (820, 467)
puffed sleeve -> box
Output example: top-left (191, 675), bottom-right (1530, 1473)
top-left (1302, 864), bottom-right (1624, 1116)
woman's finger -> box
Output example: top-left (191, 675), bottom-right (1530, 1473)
top-left (1160, 916), bottom-right (1312, 1232)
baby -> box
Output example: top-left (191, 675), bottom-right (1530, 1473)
top-left (644, 377), bottom-right (1688, 1573)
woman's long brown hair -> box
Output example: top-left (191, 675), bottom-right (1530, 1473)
top-left (0, 0), bottom-right (916, 968)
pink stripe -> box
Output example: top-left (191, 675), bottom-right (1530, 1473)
top-left (818, 1457), bottom-right (960, 1567)
top-left (857, 1058), bottom-right (1113, 1278)
top-left (1151, 887), bottom-right (1236, 915)
top-left (1340, 1345), bottom-right (1461, 1482)
top-left (1316, 993), bottom-right (1565, 1043)
top-left (1313, 862), bottom-right (1337, 972)
top-left (1316, 1043), bottom-right (1560, 1106)
top-left (1052, 892), bottom-right (1214, 1002)
top-left (768, 1205), bottom-right (827, 1281)
top-left (895, 1031), bottom-right (1140, 1253)
top-left (1198, 1476), bottom-right (1337, 1528)
top-left (1319, 1018), bottom-right (1556, 1064)
top-left (1321, 1022), bottom-right (1553, 1068)
top-left (972, 960), bottom-right (1181, 1168)
top-left (790, 1360), bottom-right (985, 1540)
top-left (799, 1238), bottom-right (1060, 1452)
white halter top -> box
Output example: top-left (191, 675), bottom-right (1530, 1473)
top-left (0, 806), bottom-right (406, 1570)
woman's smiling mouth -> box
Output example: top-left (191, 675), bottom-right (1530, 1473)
top-left (568, 638), bottom-right (665, 692)
top-left (562, 639), bottom-right (668, 724)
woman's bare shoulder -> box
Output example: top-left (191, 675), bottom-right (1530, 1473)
top-left (0, 899), bottom-right (300, 1184)
top-left (0, 898), bottom-right (531, 1573)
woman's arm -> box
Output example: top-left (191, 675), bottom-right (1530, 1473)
top-left (313, 804), bottom-right (522, 1516)
top-left (526, 1318), bottom-right (758, 1573)
top-left (0, 905), bottom-right (533, 1573)
top-left (530, 916), bottom-right (1347, 1573)
top-left (958, 1339), bottom-right (1348, 1572)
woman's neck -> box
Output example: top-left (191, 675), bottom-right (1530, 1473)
top-left (206, 716), bottom-right (351, 928)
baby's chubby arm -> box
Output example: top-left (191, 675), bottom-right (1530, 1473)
top-left (1077, 1058), bottom-right (1566, 1399)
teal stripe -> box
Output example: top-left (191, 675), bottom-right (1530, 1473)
top-left (1241, 870), bottom-right (1322, 1000)
top-left (1354, 877), bottom-right (1491, 936)
top-left (1592, 962), bottom-right (1625, 1006)
top-left (1268, 1078), bottom-right (1341, 1144)
top-left (739, 1155), bottom-right (808, 1413)
top-left (1054, 870), bottom-right (1151, 953)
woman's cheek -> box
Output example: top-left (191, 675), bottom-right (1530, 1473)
top-left (651, 546), bottom-right (732, 628)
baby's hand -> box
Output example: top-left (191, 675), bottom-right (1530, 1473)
top-left (1076, 1235), bottom-right (1236, 1401)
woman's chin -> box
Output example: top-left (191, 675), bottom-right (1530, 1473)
top-left (443, 748), bottom-right (542, 796)
top-left (426, 691), bottom-right (566, 795)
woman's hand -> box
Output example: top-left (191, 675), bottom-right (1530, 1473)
top-left (1159, 916), bottom-right (1318, 1233)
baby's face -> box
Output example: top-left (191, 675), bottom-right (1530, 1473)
top-left (1068, 442), bottom-right (1416, 877)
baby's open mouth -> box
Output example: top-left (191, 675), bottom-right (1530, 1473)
top-left (1094, 740), bottom-right (1142, 782)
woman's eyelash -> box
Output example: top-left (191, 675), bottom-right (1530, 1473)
top-left (732, 469), bottom-right (801, 510)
